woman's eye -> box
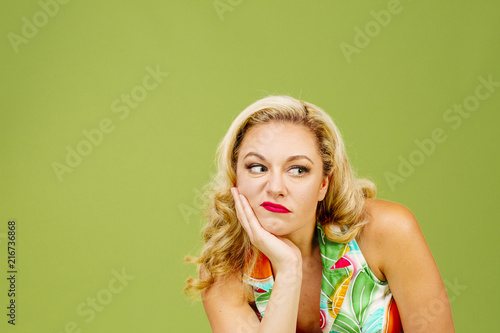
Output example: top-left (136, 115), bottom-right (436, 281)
top-left (248, 164), bottom-right (267, 173)
top-left (289, 166), bottom-right (309, 176)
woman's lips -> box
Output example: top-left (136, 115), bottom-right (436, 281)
top-left (260, 201), bottom-right (291, 213)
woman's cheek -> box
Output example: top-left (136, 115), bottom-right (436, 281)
top-left (297, 189), bottom-right (319, 216)
top-left (235, 179), bottom-right (256, 207)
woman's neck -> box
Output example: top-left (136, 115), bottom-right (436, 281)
top-left (283, 222), bottom-right (319, 260)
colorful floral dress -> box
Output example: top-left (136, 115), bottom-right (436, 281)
top-left (243, 223), bottom-right (403, 333)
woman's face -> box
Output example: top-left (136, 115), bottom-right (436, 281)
top-left (235, 121), bottom-right (329, 238)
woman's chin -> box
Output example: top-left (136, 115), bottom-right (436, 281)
top-left (257, 216), bottom-right (289, 236)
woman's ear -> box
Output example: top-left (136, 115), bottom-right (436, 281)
top-left (318, 175), bottom-right (330, 201)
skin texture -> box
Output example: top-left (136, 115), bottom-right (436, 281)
top-left (201, 121), bottom-right (455, 333)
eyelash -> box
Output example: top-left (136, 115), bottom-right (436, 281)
top-left (245, 164), bottom-right (310, 176)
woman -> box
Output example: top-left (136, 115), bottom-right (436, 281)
top-left (185, 95), bottom-right (454, 332)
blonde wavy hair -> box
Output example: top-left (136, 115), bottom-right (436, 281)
top-left (184, 95), bottom-right (376, 298)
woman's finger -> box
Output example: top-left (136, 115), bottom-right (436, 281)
top-left (238, 193), bottom-right (262, 235)
top-left (231, 187), bottom-right (253, 239)
top-left (239, 193), bottom-right (279, 250)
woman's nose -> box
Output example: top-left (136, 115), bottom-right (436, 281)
top-left (266, 171), bottom-right (285, 198)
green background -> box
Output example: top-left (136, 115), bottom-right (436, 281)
top-left (1, 0), bottom-right (498, 332)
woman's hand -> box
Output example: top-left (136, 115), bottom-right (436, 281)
top-left (203, 188), bottom-right (305, 333)
top-left (231, 187), bottom-right (302, 276)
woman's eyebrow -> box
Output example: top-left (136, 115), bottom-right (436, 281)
top-left (243, 152), bottom-right (314, 165)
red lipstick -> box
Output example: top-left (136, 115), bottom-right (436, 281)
top-left (260, 201), bottom-right (291, 213)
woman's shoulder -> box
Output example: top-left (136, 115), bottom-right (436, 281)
top-left (357, 198), bottom-right (423, 281)
top-left (362, 198), bottom-right (420, 239)
top-left (358, 200), bottom-right (454, 331)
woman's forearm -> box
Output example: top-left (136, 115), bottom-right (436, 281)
top-left (257, 263), bottom-right (302, 333)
